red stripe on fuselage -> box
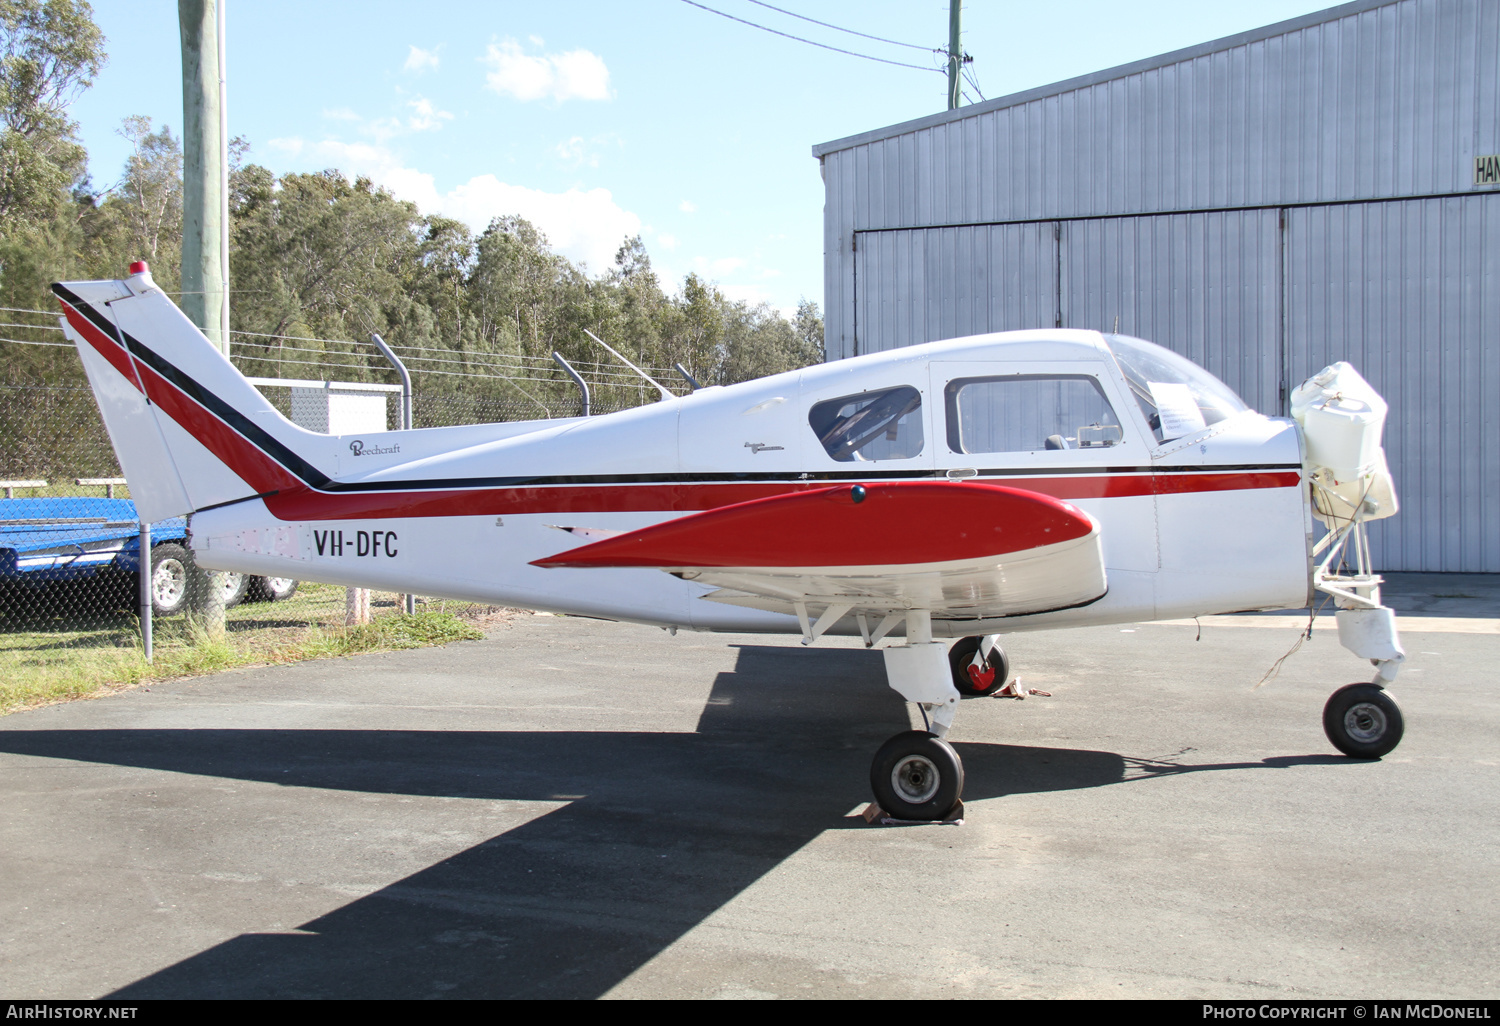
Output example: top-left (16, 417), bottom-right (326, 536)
top-left (258, 471), bottom-right (1301, 522)
top-left (59, 295), bottom-right (1302, 521)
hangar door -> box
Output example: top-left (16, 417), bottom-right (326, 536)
top-left (853, 211), bottom-right (1282, 417)
top-left (853, 198), bottom-right (1500, 571)
top-left (1286, 196), bottom-right (1500, 573)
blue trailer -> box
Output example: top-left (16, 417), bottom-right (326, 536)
top-left (0, 497), bottom-right (295, 616)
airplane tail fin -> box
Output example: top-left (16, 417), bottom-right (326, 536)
top-left (53, 264), bottom-right (327, 523)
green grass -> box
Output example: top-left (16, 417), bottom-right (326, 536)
top-left (0, 582), bottom-right (497, 715)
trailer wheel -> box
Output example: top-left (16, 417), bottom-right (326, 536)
top-left (247, 576), bottom-right (298, 602)
top-left (148, 543), bottom-right (191, 617)
top-left (218, 571), bottom-right (249, 609)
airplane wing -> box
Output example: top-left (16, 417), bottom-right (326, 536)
top-left (532, 482), bottom-right (1107, 629)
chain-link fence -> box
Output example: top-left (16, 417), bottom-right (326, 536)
top-left (0, 323), bottom-right (667, 712)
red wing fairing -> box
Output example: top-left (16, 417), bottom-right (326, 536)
top-left (534, 481), bottom-right (1106, 620)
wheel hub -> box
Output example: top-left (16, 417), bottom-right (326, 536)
top-left (891, 754), bottom-right (941, 804)
top-left (152, 560), bottom-right (186, 606)
top-left (1344, 701), bottom-right (1388, 743)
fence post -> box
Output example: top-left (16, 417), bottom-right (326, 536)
top-left (183, 514), bottom-right (226, 638)
top-left (371, 333), bottom-right (417, 616)
top-left (345, 586), bottom-right (371, 625)
top-left (139, 521), bottom-right (153, 663)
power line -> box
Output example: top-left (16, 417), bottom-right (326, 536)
top-left (229, 328), bottom-right (672, 374)
top-left (962, 66), bottom-right (986, 101)
top-left (678, 0), bottom-right (943, 73)
top-left (233, 337), bottom-right (679, 381)
top-left (0, 336), bottom-right (71, 348)
top-left (743, 0), bottom-right (935, 52)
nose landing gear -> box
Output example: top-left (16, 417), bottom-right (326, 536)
top-left (1323, 682), bottom-right (1404, 759)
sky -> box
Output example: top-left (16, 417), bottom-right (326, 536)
top-left (70, 0), bottom-right (1336, 317)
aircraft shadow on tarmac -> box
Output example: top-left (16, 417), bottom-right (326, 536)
top-left (0, 645), bottom-right (1346, 999)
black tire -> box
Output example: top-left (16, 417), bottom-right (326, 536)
top-left (948, 635), bottom-right (1009, 697)
top-left (246, 576), bottom-right (298, 603)
top-left (218, 571), bottom-right (249, 609)
top-left (1323, 683), bottom-right (1404, 759)
top-left (869, 730), bottom-right (964, 821)
top-left (147, 543), bottom-right (192, 617)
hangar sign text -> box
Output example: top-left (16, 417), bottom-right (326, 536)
top-left (1475, 154), bottom-right (1500, 185)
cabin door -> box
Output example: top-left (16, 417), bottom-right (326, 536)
top-left (927, 361), bottom-right (1160, 574)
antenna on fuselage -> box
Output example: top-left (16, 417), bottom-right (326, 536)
top-left (581, 328), bottom-right (675, 401)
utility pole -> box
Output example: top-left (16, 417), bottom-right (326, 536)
top-left (179, 0), bottom-right (229, 638)
top-left (947, 0), bottom-right (962, 111)
top-left (179, 0), bottom-right (229, 356)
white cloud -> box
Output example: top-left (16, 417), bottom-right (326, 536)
top-left (553, 135), bottom-right (598, 168)
top-left (301, 140), bottom-right (640, 271)
top-left (695, 256), bottom-right (746, 276)
top-left (656, 233), bottom-right (678, 250)
top-left (268, 136), bottom-right (304, 158)
top-left (483, 38), bottom-right (611, 102)
top-left (717, 282), bottom-right (790, 315)
top-left (322, 107), bottom-right (361, 121)
top-left (678, 199), bottom-right (696, 213)
top-left (407, 97), bottom-right (453, 132)
top-left (404, 45), bottom-right (441, 73)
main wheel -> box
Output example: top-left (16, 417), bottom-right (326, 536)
top-left (218, 571), bottom-right (249, 609)
top-left (247, 576), bottom-right (298, 603)
top-left (148, 543), bottom-right (192, 617)
top-left (869, 730), bottom-right (964, 821)
top-left (948, 636), bottom-right (1009, 697)
top-left (1323, 683), bottom-right (1404, 759)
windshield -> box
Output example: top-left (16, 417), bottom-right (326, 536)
top-left (1104, 334), bottom-right (1250, 443)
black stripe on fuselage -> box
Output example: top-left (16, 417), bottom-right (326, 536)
top-left (52, 285), bottom-right (1300, 495)
top-left (53, 283), bottom-right (336, 490)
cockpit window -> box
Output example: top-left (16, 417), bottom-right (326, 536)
top-left (809, 385), bottom-right (924, 462)
top-left (1104, 334), bottom-right (1250, 443)
top-left (945, 375), bottom-right (1122, 454)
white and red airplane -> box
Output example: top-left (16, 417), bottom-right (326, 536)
top-left (54, 263), bottom-right (1408, 820)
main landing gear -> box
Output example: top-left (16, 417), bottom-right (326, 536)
top-left (870, 730), bottom-right (964, 821)
top-left (865, 614), bottom-right (1002, 820)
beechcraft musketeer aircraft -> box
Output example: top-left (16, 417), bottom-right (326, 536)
top-left (54, 263), bottom-right (1409, 820)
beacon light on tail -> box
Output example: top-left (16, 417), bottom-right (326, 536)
top-left (52, 263), bottom-right (1410, 820)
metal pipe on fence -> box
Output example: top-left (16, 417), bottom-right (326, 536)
top-left (552, 351), bottom-right (590, 416)
top-left (139, 521), bottom-right (152, 663)
top-left (371, 333), bottom-right (415, 615)
top-left (370, 333), bottom-right (412, 431)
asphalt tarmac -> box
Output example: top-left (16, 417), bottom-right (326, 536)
top-left (1, 576), bottom-right (1496, 999)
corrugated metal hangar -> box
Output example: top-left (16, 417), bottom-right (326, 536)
top-left (813, 0), bottom-right (1500, 573)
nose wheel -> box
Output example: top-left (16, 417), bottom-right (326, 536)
top-left (869, 730), bottom-right (965, 821)
top-left (1323, 682), bottom-right (1404, 758)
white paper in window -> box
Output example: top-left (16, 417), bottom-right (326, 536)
top-left (1148, 382), bottom-right (1206, 440)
